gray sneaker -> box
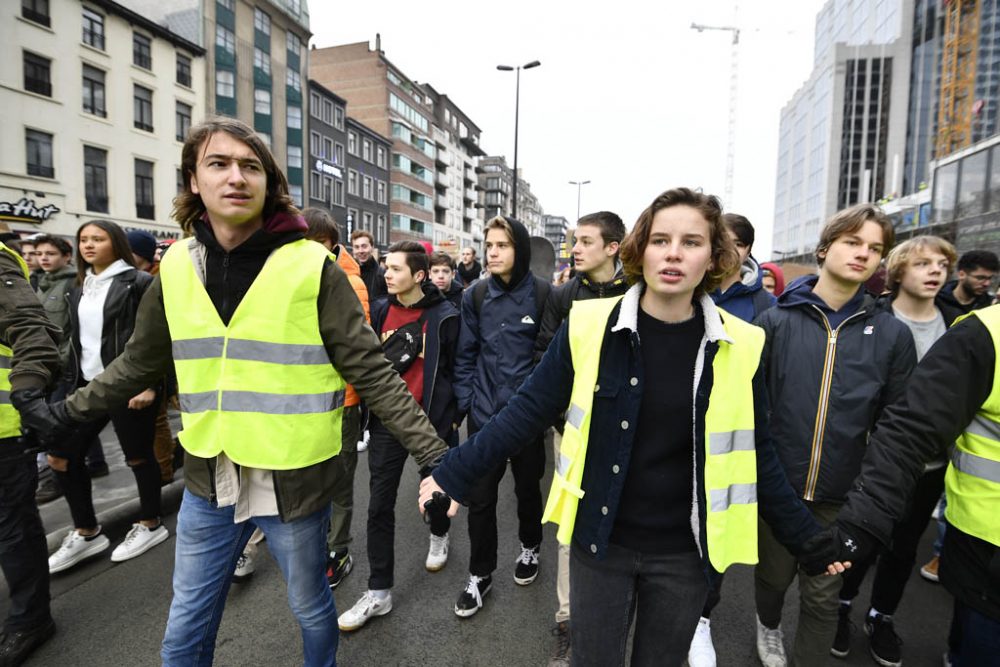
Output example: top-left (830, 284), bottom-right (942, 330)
top-left (755, 615), bottom-right (787, 667)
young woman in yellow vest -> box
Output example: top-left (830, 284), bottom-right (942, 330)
top-left (420, 187), bottom-right (845, 666)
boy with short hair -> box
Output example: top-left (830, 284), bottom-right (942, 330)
top-left (338, 241), bottom-right (460, 631)
top-left (753, 203), bottom-right (916, 667)
top-left (429, 251), bottom-right (463, 309)
top-left (351, 229), bottom-right (387, 306)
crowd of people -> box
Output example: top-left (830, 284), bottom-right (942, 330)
top-left (1, 115), bottom-right (999, 667)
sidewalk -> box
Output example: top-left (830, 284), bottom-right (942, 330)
top-left (38, 413), bottom-right (186, 552)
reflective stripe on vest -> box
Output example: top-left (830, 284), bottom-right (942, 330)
top-left (0, 242), bottom-right (30, 439)
top-left (541, 297), bottom-right (764, 571)
top-left (946, 306), bottom-right (1000, 546)
top-left (159, 238), bottom-right (346, 470)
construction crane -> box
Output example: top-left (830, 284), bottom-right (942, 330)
top-left (936, 0), bottom-right (981, 158)
top-left (691, 19), bottom-right (740, 207)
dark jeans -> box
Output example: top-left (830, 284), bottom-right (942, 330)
top-left (702, 572), bottom-right (724, 617)
top-left (327, 405), bottom-right (361, 555)
top-left (0, 440), bottom-right (51, 633)
top-left (570, 541), bottom-right (707, 666)
top-left (465, 419), bottom-right (545, 577)
top-left (51, 399), bottom-right (162, 529)
top-left (366, 422), bottom-right (448, 590)
top-left (950, 598), bottom-right (1000, 666)
top-left (839, 466), bottom-right (946, 613)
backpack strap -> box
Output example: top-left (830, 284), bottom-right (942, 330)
top-left (472, 279), bottom-right (489, 316)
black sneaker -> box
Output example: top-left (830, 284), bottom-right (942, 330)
top-left (326, 552), bottom-right (353, 589)
top-left (549, 621), bottom-right (571, 666)
top-left (454, 574), bottom-right (492, 618)
top-left (0, 618), bottom-right (55, 666)
top-left (35, 475), bottom-right (62, 504)
top-left (830, 603), bottom-right (854, 658)
top-left (513, 543), bottom-right (540, 585)
top-left (86, 461), bottom-right (110, 478)
top-left (864, 613), bottom-right (903, 667)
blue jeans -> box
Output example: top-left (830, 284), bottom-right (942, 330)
top-left (951, 598), bottom-right (1000, 666)
top-left (161, 490), bottom-right (337, 666)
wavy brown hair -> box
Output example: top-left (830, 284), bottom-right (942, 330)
top-left (172, 117), bottom-right (297, 234)
top-left (619, 187), bottom-right (739, 295)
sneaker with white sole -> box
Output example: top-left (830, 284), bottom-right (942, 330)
top-left (338, 590), bottom-right (392, 631)
top-left (110, 523), bottom-right (170, 562)
top-left (513, 543), bottom-right (540, 585)
top-left (455, 574), bottom-right (492, 617)
top-left (49, 528), bottom-right (110, 573)
top-left (426, 533), bottom-right (449, 572)
top-left (756, 615), bottom-right (787, 667)
top-left (688, 616), bottom-right (717, 667)
top-left (232, 552), bottom-right (255, 583)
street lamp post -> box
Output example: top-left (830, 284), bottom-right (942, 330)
top-left (569, 180), bottom-right (591, 221)
top-left (497, 60), bottom-right (541, 219)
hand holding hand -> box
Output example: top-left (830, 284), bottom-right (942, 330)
top-left (419, 475), bottom-right (459, 518)
top-left (10, 388), bottom-right (76, 443)
top-left (128, 388), bottom-right (157, 410)
top-left (800, 523), bottom-right (875, 576)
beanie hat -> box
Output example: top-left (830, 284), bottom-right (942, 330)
top-left (127, 230), bottom-right (157, 264)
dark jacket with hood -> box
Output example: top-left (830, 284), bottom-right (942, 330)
top-left (36, 265), bottom-right (77, 370)
top-left (455, 217), bottom-right (545, 429)
top-left (457, 258), bottom-right (482, 286)
top-left (358, 255), bottom-right (387, 306)
top-left (753, 275), bottom-right (916, 504)
top-left (535, 264), bottom-right (629, 361)
top-left (838, 313), bottom-right (1000, 621)
top-left (442, 279), bottom-right (464, 311)
top-left (370, 283), bottom-right (460, 441)
top-left (65, 215), bottom-right (446, 522)
top-left (710, 256), bottom-right (776, 323)
top-left (938, 279), bottom-right (993, 315)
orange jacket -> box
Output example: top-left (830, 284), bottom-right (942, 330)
top-left (335, 245), bottom-right (370, 407)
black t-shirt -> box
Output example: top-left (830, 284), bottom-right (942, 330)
top-left (610, 304), bottom-right (704, 554)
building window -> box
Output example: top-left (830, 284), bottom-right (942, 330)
top-left (287, 145), bottom-right (302, 169)
top-left (215, 25), bottom-right (235, 54)
top-left (84, 146), bottom-right (108, 213)
top-left (26, 129), bottom-right (53, 178)
top-left (216, 69), bottom-right (234, 98)
top-left (134, 85), bottom-right (153, 131)
top-left (176, 53), bottom-right (192, 87)
top-left (348, 169), bottom-right (358, 195)
top-left (321, 99), bottom-right (333, 125)
top-left (286, 30), bottom-right (301, 57)
top-left (82, 64), bottom-right (106, 117)
top-left (377, 214), bottom-right (387, 243)
top-left (176, 101), bottom-right (192, 141)
top-left (310, 92), bottom-right (321, 118)
top-left (362, 139), bottom-right (372, 163)
top-left (288, 105), bottom-right (302, 129)
top-left (334, 179), bottom-right (344, 206)
top-left (135, 159), bottom-right (155, 219)
top-left (254, 89), bottom-right (271, 114)
top-left (321, 176), bottom-right (332, 203)
top-left (217, 0), bottom-right (234, 10)
top-left (376, 146), bottom-right (387, 168)
top-left (253, 48), bottom-right (271, 75)
top-left (322, 137), bottom-right (333, 161)
top-left (257, 132), bottom-right (271, 147)
top-left (348, 131), bottom-right (357, 155)
top-left (377, 180), bottom-right (386, 204)
top-left (363, 211), bottom-right (373, 233)
top-left (23, 52), bottom-right (51, 97)
top-left (254, 8), bottom-right (271, 36)
top-left (133, 33), bottom-right (152, 69)
top-left (22, 0), bottom-right (50, 27)
top-left (348, 208), bottom-right (358, 232)
top-left (289, 184), bottom-right (302, 206)
top-left (363, 175), bottom-right (373, 200)
top-left (287, 69), bottom-right (301, 92)
top-left (82, 7), bottom-right (104, 50)
top-left (286, 0), bottom-right (301, 16)
top-left (335, 143), bottom-right (344, 165)
top-left (309, 131), bottom-right (320, 156)
top-left (334, 106), bottom-right (345, 131)
top-left (309, 170), bottom-right (321, 198)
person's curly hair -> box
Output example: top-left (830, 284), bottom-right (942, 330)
top-left (619, 187), bottom-right (739, 295)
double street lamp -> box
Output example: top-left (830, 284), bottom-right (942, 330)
top-left (569, 180), bottom-right (591, 222)
top-left (497, 60), bottom-right (541, 219)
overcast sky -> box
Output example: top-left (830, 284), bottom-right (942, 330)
top-left (309, 0), bottom-right (828, 261)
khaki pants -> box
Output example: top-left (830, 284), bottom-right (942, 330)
top-left (326, 405), bottom-right (361, 555)
top-left (754, 501), bottom-right (843, 666)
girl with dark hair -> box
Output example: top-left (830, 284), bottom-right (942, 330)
top-left (46, 220), bottom-right (167, 574)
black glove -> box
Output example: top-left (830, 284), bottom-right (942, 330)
top-left (799, 522), bottom-right (879, 576)
top-left (9, 388), bottom-right (77, 444)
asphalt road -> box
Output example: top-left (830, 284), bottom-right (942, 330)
top-left (6, 440), bottom-right (954, 666)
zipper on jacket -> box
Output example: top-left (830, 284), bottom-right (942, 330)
top-left (803, 306), bottom-right (865, 500)
top-left (220, 253), bottom-right (231, 320)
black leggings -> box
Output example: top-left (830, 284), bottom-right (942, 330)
top-left (51, 399), bottom-right (162, 529)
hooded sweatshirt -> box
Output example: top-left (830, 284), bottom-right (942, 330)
top-left (79, 259), bottom-right (134, 380)
top-left (938, 279), bottom-right (994, 315)
top-left (493, 216), bottom-right (533, 291)
top-left (778, 274), bottom-right (865, 329)
top-left (710, 256), bottom-right (776, 322)
top-left (37, 264), bottom-right (77, 368)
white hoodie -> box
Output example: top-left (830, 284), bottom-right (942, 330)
top-left (79, 259), bottom-right (133, 381)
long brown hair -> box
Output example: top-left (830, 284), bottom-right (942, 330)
top-left (172, 117), bottom-right (297, 234)
top-left (75, 220), bottom-right (136, 286)
top-left (619, 187), bottom-right (739, 295)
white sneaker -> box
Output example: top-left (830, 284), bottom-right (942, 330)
top-left (426, 533), bottom-right (449, 572)
top-left (756, 615), bottom-right (788, 667)
top-left (338, 590), bottom-right (392, 631)
top-left (49, 528), bottom-right (110, 573)
top-left (357, 430), bottom-right (370, 453)
top-left (688, 616), bottom-right (717, 667)
top-left (232, 551), bottom-right (255, 583)
top-left (110, 523), bottom-right (170, 562)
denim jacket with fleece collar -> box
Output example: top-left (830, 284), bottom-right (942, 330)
top-left (433, 283), bottom-right (820, 574)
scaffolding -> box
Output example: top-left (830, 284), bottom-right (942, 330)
top-left (936, 0), bottom-right (981, 158)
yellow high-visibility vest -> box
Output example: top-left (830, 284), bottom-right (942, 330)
top-left (159, 238), bottom-right (346, 469)
top-left (946, 305), bottom-right (1000, 546)
top-left (0, 242), bottom-right (30, 439)
top-left (542, 296), bottom-right (763, 571)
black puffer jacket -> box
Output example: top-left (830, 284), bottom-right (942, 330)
top-left (534, 268), bottom-right (629, 361)
top-left (755, 277), bottom-right (916, 503)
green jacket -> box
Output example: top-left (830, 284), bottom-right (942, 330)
top-left (36, 265), bottom-right (76, 371)
top-left (0, 248), bottom-right (60, 393)
top-left (66, 248), bottom-right (447, 521)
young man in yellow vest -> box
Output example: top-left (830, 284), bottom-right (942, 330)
top-left (21, 118), bottom-right (448, 667)
top-left (420, 188), bottom-right (845, 665)
top-left (0, 241), bottom-right (61, 666)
